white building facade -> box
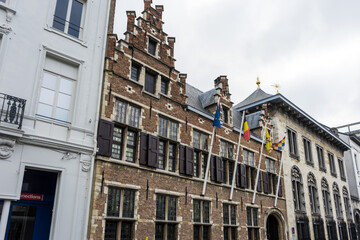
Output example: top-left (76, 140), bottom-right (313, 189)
top-left (0, 0), bottom-right (110, 239)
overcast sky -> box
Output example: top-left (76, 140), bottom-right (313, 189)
top-left (114, 0), bottom-right (360, 131)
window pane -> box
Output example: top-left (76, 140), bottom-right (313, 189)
top-left (107, 187), bottom-right (121, 217)
top-left (39, 88), bottom-right (55, 105)
top-left (161, 79), bottom-right (168, 94)
top-left (53, 0), bottom-right (69, 31)
top-left (126, 131), bottom-right (136, 163)
top-left (148, 39), bottom-right (156, 55)
top-left (193, 225), bottom-right (200, 240)
top-left (253, 208), bottom-right (258, 226)
top-left (193, 200), bottom-right (200, 222)
top-left (37, 103), bottom-right (53, 118)
top-left (112, 127), bottom-right (123, 159)
top-left (68, 0), bottom-right (83, 38)
top-left (247, 208), bottom-right (252, 226)
top-left (169, 121), bottom-right (178, 141)
top-left (194, 153), bottom-right (199, 177)
top-left (122, 190), bottom-right (135, 218)
top-left (131, 65), bottom-right (139, 81)
top-left (159, 117), bottom-right (168, 137)
top-left (201, 154), bottom-right (207, 179)
top-left (59, 77), bottom-right (73, 94)
top-left (203, 201), bottom-right (210, 223)
top-left (128, 105), bottom-right (140, 128)
top-left (158, 141), bottom-right (165, 169)
top-left (145, 72), bottom-right (156, 94)
top-left (156, 195), bottom-right (166, 220)
top-left (120, 222), bottom-right (132, 240)
top-left (201, 133), bottom-right (208, 150)
top-left (202, 226), bottom-right (210, 240)
top-left (115, 100), bottom-right (127, 123)
top-left (167, 224), bottom-right (176, 240)
top-left (57, 93), bottom-right (71, 109)
top-left (193, 131), bottom-right (200, 149)
top-left (230, 205), bottom-right (236, 225)
top-left (42, 72), bottom-right (57, 90)
top-left (55, 107), bottom-right (69, 122)
top-left (223, 204), bottom-right (229, 224)
top-left (168, 143), bottom-right (176, 172)
top-left (220, 141), bottom-right (226, 157)
top-left (155, 224), bottom-right (164, 240)
top-left (104, 221), bottom-right (117, 240)
top-left (168, 196), bottom-right (177, 221)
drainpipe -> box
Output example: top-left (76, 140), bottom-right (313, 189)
top-left (0, 200), bottom-right (11, 240)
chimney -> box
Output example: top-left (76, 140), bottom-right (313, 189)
top-left (155, 5), bottom-right (164, 19)
top-left (107, 0), bottom-right (117, 34)
top-left (126, 11), bottom-right (136, 33)
top-left (144, 0), bottom-right (152, 10)
top-left (167, 37), bottom-right (175, 57)
top-left (214, 76), bottom-right (230, 98)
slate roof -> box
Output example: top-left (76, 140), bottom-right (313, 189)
top-left (233, 88), bottom-right (273, 109)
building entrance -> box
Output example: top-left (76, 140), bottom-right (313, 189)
top-left (266, 214), bottom-right (280, 240)
top-left (5, 169), bottom-right (57, 240)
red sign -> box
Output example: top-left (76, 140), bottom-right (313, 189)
top-left (20, 193), bottom-right (43, 201)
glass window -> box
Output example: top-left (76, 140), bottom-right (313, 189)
top-left (161, 78), bottom-right (169, 95)
top-left (266, 158), bottom-right (275, 173)
top-left (292, 166), bottom-right (305, 212)
top-left (131, 63), bottom-right (140, 81)
top-left (111, 127), bottom-right (123, 159)
top-left (115, 100), bottom-right (140, 128)
top-left (125, 130), bottom-right (136, 163)
top-left (303, 137), bottom-right (313, 164)
top-left (338, 158), bottom-right (346, 180)
top-left (316, 146), bottom-right (326, 171)
top-left (244, 149), bottom-right (255, 166)
top-left (193, 200), bottom-right (211, 240)
top-left (145, 71), bottom-right (156, 94)
top-left (328, 152), bottom-right (336, 176)
top-left (307, 173), bottom-right (320, 214)
top-left (321, 178), bottom-right (332, 217)
top-left (223, 204), bottom-right (237, 240)
top-left (159, 116), bottom-right (178, 141)
top-left (155, 195), bottom-right (177, 240)
top-left (247, 207), bottom-right (259, 240)
top-left (287, 128), bottom-right (298, 157)
top-left (53, 0), bottom-right (84, 38)
top-left (148, 39), bottom-right (157, 55)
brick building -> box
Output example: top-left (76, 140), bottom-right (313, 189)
top-left (88, 0), bottom-right (287, 239)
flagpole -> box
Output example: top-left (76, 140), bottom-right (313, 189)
top-left (251, 119), bottom-right (268, 204)
top-left (274, 149), bottom-right (284, 207)
top-left (201, 98), bottom-right (220, 196)
top-left (229, 111), bottom-right (245, 200)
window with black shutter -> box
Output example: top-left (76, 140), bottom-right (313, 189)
top-left (158, 116), bottom-right (179, 172)
top-left (262, 171), bottom-right (270, 194)
top-left (148, 135), bottom-right (159, 168)
top-left (179, 145), bottom-right (194, 176)
top-left (97, 119), bottom-right (114, 157)
top-left (223, 203), bottom-right (237, 240)
top-left (155, 194), bottom-right (178, 240)
top-left (193, 199), bottom-right (211, 240)
top-left (256, 172), bottom-right (262, 192)
top-left (105, 187), bottom-right (136, 240)
top-left (145, 71), bottom-right (156, 94)
top-left (220, 140), bottom-right (235, 184)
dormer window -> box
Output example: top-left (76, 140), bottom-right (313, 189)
top-left (131, 62), bottom-right (140, 81)
top-left (148, 38), bottom-right (157, 55)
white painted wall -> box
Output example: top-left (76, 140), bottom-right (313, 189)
top-left (0, 0), bottom-right (110, 239)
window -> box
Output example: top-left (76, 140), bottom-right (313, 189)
top-left (193, 199), bottom-right (211, 240)
top-left (115, 99), bottom-right (141, 128)
top-left (326, 220), bottom-right (338, 240)
top-left (296, 216), bottom-right (310, 240)
top-left (37, 56), bottom-right (77, 123)
top-left (155, 195), bottom-right (178, 240)
top-left (338, 221), bottom-right (349, 240)
top-left (265, 158), bottom-right (275, 173)
top-left (161, 78), bottom-right (169, 95)
top-left (287, 128), bottom-right (298, 157)
top-left (158, 141), bottom-right (176, 172)
top-left (303, 137), bottom-right (313, 164)
top-left (220, 140), bottom-right (235, 184)
top-left (222, 106), bottom-right (229, 124)
top-left (53, 0), bottom-right (85, 38)
top-left (328, 152), bottom-right (336, 176)
top-left (313, 218), bottom-right (325, 240)
top-left (223, 204), bottom-right (237, 240)
top-left (333, 183), bottom-right (343, 219)
top-left (105, 187), bottom-right (136, 240)
top-left (243, 149), bottom-right (255, 166)
top-left (148, 38), bottom-right (157, 55)
top-left (246, 166), bottom-right (257, 190)
top-left (292, 166), bottom-right (305, 212)
top-left (247, 207), bottom-right (259, 240)
top-left (159, 117), bottom-right (178, 141)
top-left (338, 158), bottom-right (346, 180)
top-left (343, 187), bottom-right (352, 220)
top-left (308, 173), bottom-right (320, 215)
top-left (321, 178), bottom-right (332, 217)
top-left (145, 71), bottom-right (156, 94)
top-left (130, 62), bottom-right (140, 81)
top-left (111, 128), bottom-right (137, 162)
top-left (193, 130), bottom-right (209, 178)
top-left (316, 145), bottom-right (326, 171)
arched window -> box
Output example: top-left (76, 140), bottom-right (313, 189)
top-left (308, 173), bottom-right (320, 214)
top-left (321, 178), bottom-right (332, 217)
top-left (292, 166), bottom-right (305, 212)
top-left (333, 183), bottom-right (343, 219)
top-left (343, 187), bottom-right (352, 220)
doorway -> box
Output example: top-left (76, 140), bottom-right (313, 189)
top-left (266, 214), bottom-right (280, 240)
top-left (5, 169), bottom-right (58, 240)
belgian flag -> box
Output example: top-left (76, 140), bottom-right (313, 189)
top-left (243, 117), bottom-right (250, 141)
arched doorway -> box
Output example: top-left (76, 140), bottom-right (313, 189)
top-left (266, 214), bottom-right (279, 240)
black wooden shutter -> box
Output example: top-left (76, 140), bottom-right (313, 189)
top-left (179, 145), bottom-right (186, 174)
top-left (240, 164), bottom-right (247, 188)
top-left (216, 157), bottom-right (223, 183)
top-left (147, 135), bottom-right (159, 167)
top-left (186, 147), bottom-right (194, 176)
top-left (210, 155), bottom-right (216, 181)
top-left (139, 132), bottom-right (148, 165)
top-left (97, 119), bottom-right (114, 157)
top-left (236, 164), bottom-right (241, 187)
top-left (278, 178), bottom-right (283, 197)
top-left (257, 171), bottom-right (262, 192)
top-left (262, 172), bottom-right (269, 194)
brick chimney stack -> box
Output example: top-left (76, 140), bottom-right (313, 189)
top-left (144, 0), bottom-right (152, 10)
top-left (155, 5), bottom-right (164, 19)
top-left (167, 37), bottom-right (175, 57)
top-left (126, 11), bottom-right (136, 33)
top-left (214, 76), bottom-right (231, 100)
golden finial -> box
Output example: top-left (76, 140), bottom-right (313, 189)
top-left (271, 84), bottom-right (280, 94)
top-left (256, 77), bottom-right (261, 89)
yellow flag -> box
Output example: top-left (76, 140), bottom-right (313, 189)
top-left (265, 129), bottom-right (272, 154)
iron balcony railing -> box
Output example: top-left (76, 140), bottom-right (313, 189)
top-left (0, 93), bottom-right (26, 129)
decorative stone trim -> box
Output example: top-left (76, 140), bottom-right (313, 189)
top-left (0, 138), bottom-right (15, 159)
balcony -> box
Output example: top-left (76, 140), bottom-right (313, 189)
top-left (0, 93), bottom-right (26, 129)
